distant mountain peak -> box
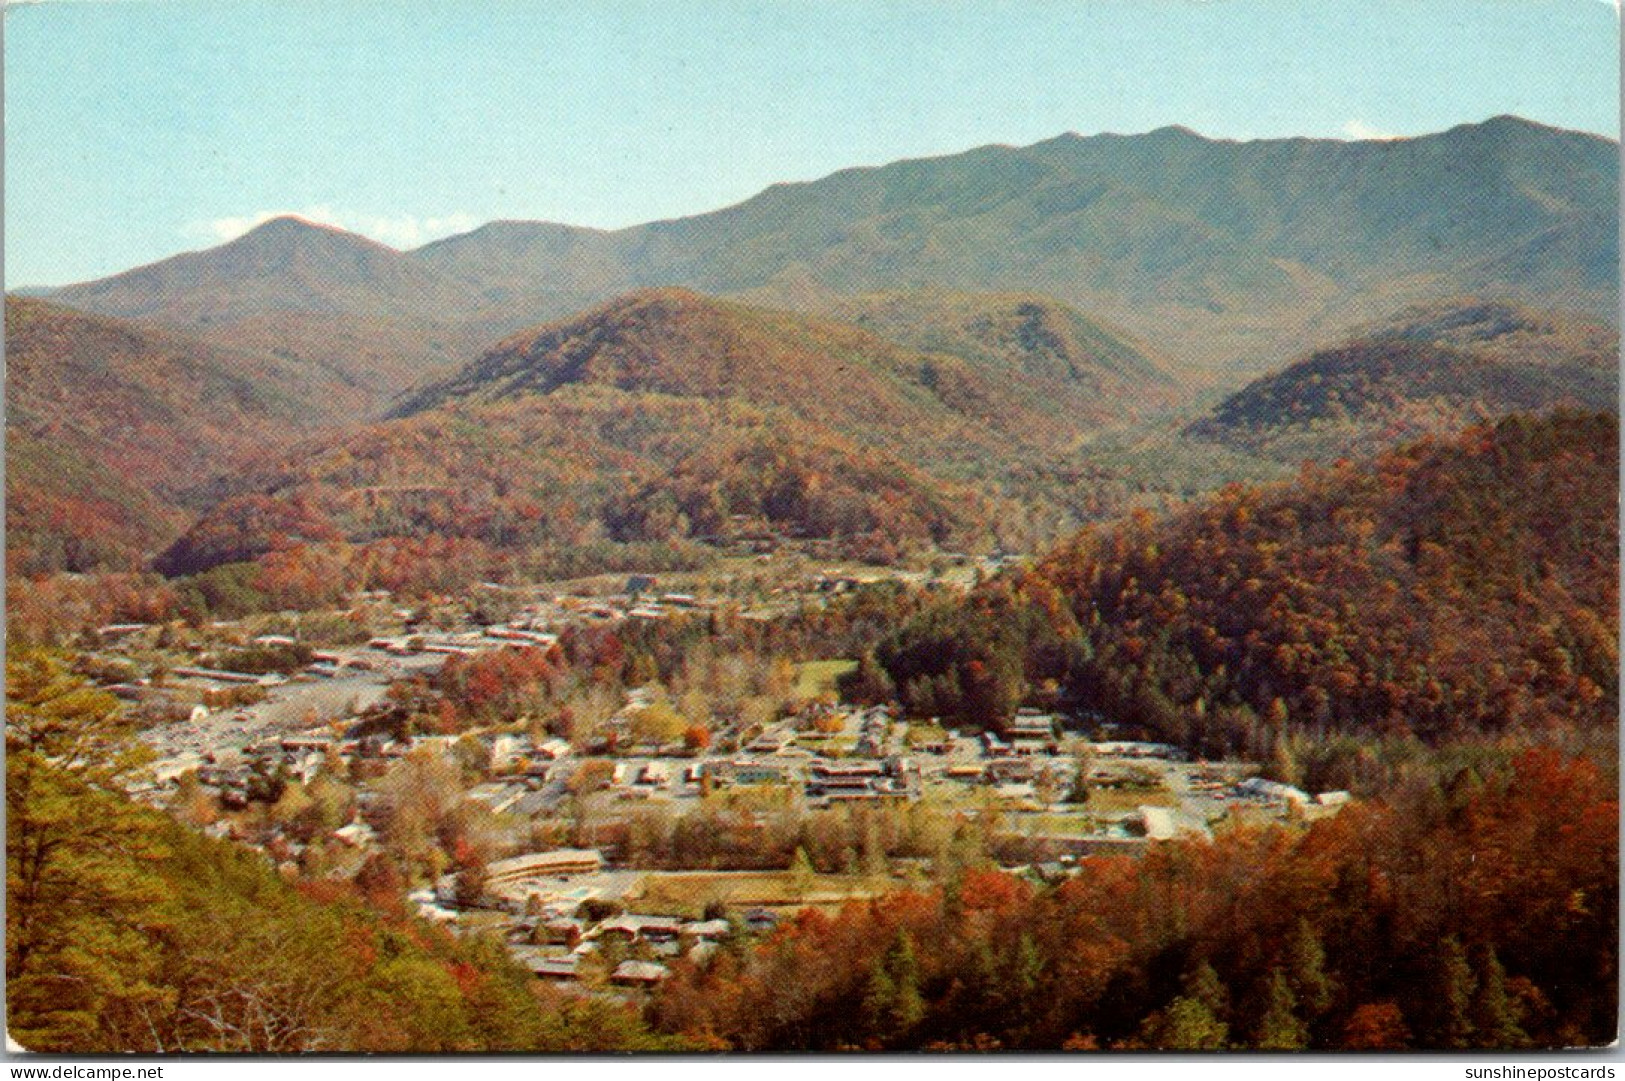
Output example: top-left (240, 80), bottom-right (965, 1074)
top-left (244, 213), bottom-right (342, 235)
top-left (1041, 114), bottom-right (1601, 150)
top-left (423, 217), bottom-right (614, 247)
top-left (1443, 113), bottom-right (1616, 144)
top-left (228, 214), bottom-right (400, 253)
top-left (48, 208), bottom-right (475, 327)
top-left (1143, 124), bottom-right (1207, 141)
top-left (1040, 124), bottom-right (1209, 147)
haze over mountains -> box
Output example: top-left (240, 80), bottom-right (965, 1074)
top-left (9, 115), bottom-right (1618, 582)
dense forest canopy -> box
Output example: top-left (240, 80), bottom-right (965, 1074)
top-left (862, 412), bottom-right (1618, 760)
top-left (1187, 301), bottom-right (1618, 463)
top-left (651, 747), bottom-right (1617, 1050)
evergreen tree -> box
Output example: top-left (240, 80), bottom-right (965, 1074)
top-left (6, 654), bottom-right (170, 1050)
top-left (1182, 960), bottom-right (1232, 1023)
top-left (995, 932), bottom-right (1043, 1043)
top-left (860, 958), bottom-right (897, 1042)
top-left (886, 932), bottom-right (926, 1034)
top-left (1140, 996), bottom-right (1229, 1050)
top-left (1251, 969), bottom-right (1309, 1050)
top-left (788, 846), bottom-right (816, 897)
top-left (1470, 944), bottom-right (1529, 1049)
top-left (1269, 735), bottom-right (1302, 787)
top-left (847, 651), bottom-right (897, 705)
top-left (1423, 936), bottom-right (1477, 1049)
top-left (1008, 932), bottom-right (1043, 1001)
top-left (1285, 918), bottom-right (1335, 1019)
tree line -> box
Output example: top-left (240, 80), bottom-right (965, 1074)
top-left (649, 747), bottom-right (1617, 1050)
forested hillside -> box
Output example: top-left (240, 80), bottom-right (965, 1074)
top-left (863, 411), bottom-right (1618, 759)
top-left (151, 289), bottom-right (1183, 600)
top-left (5, 652), bottom-right (678, 1053)
top-left (153, 388), bottom-right (1002, 600)
top-left (392, 287), bottom-right (1167, 452)
top-left (1188, 301), bottom-right (1618, 461)
top-left (651, 747), bottom-right (1617, 1050)
top-left (793, 289), bottom-right (1179, 402)
top-left (4, 297), bottom-right (345, 575)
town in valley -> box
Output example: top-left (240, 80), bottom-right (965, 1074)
top-left (91, 548), bottom-right (1352, 999)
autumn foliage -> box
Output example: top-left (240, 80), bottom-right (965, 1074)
top-left (651, 749), bottom-right (1617, 1050)
top-left (874, 412), bottom-right (1618, 753)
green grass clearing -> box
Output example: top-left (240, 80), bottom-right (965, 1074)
top-left (1074, 788), bottom-right (1179, 814)
top-left (1014, 812), bottom-right (1108, 836)
top-left (628, 870), bottom-right (900, 917)
top-left (794, 659), bottom-right (857, 699)
top-left (906, 722), bottom-right (950, 746)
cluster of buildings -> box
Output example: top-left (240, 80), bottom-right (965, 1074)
top-left (417, 847), bottom-right (782, 990)
top-left (92, 580), bottom-right (1365, 1006)
top-left (1235, 777), bottom-right (1350, 809)
top-left (511, 905), bottom-right (779, 989)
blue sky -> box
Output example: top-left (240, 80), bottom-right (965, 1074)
top-left (5, 0), bottom-right (1619, 286)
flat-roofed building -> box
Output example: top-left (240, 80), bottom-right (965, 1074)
top-left (611, 960), bottom-right (670, 986)
top-left (484, 849), bottom-right (604, 891)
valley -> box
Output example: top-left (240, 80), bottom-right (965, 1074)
top-left (6, 114), bottom-right (1618, 1054)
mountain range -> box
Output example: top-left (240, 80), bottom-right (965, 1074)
top-left (149, 287), bottom-right (1179, 585)
top-left (412, 117), bottom-right (1616, 367)
top-left (8, 115), bottom-right (1618, 586)
top-left (37, 115), bottom-right (1617, 394)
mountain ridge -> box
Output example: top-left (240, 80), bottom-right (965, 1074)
top-left (145, 287), bottom-right (1182, 589)
top-left (4, 296), bottom-right (348, 573)
top-left (388, 287), bottom-right (1171, 457)
top-left (37, 115), bottom-right (1614, 390)
top-left (1185, 298), bottom-right (1620, 461)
